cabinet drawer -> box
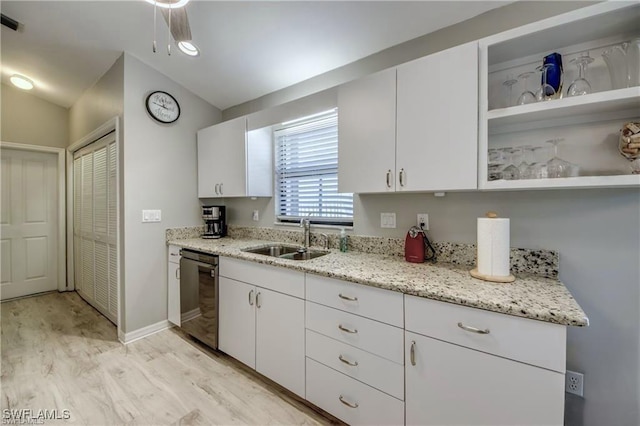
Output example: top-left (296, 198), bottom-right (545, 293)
top-left (168, 245), bottom-right (181, 264)
top-left (219, 257), bottom-right (304, 298)
top-left (306, 274), bottom-right (403, 327)
top-left (306, 358), bottom-right (404, 426)
top-left (306, 302), bottom-right (403, 364)
top-left (405, 295), bottom-right (566, 373)
top-left (306, 330), bottom-right (404, 400)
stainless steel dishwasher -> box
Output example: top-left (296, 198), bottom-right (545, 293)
top-left (179, 249), bottom-right (219, 349)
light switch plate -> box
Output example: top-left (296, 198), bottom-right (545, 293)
top-left (380, 212), bottom-right (396, 228)
top-left (142, 209), bottom-right (162, 223)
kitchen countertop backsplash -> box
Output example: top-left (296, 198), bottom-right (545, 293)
top-left (167, 225), bottom-right (559, 279)
top-left (166, 225), bottom-right (586, 327)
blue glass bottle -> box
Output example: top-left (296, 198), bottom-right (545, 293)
top-left (542, 52), bottom-right (563, 98)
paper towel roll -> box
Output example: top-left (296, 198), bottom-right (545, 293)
top-left (477, 217), bottom-right (510, 277)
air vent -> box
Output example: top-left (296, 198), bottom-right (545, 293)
top-left (1, 14), bottom-right (19, 31)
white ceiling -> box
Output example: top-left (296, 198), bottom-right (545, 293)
top-left (1, 1), bottom-right (508, 110)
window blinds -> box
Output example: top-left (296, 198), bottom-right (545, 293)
top-left (275, 111), bottom-right (353, 225)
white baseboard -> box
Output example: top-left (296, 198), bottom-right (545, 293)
top-left (119, 320), bottom-right (173, 344)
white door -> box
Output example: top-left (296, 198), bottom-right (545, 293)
top-left (218, 276), bottom-right (256, 369)
top-left (255, 288), bottom-right (305, 398)
top-left (197, 117), bottom-right (247, 198)
top-left (396, 41), bottom-right (478, 192)
top-left (405, 331), bottom-right (564, 426)
top-left (73, 132), bottom-right (118, 324)
top-left (338, 68), bottom-right (397, 194)
top-left (1, 148), bottom-right (58, 300)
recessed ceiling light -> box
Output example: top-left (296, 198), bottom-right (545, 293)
top-left (145, 0), bottom-right (190, 9)
top-left (177, 41), bottom-right (200, 57)
top-left (10, 74), bottom-right (34, 90)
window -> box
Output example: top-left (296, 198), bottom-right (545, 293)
top-left (275, 110), bottom-right (353, 226)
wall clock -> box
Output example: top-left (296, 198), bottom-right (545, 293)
top-left (145, 91), bottom-right (181, 124)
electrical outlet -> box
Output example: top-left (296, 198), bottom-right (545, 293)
top-left (417, 213), bottom-right (429, 230)
top-left (252, 210), bottom-right (259, 221)
top-left (565, 370), bottom-right (584, 397)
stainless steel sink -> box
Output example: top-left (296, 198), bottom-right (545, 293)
top-left (242, 244), bottom-right (329, 261)
top-left (279, 250), bottom-right (329, 261)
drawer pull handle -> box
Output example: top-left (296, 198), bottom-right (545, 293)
top-left (339, 395), bottom-right (359, 409)
top-left (410, 340), bottom-right (416, 366)
top-left (170, 252), bottom-right (180, 256)
top-left (338, 324), bottom-right (358, 334)
top-left (338, 354), bottom-right (358, 367)
top-left (338, 293), bottom-right (358, 302)
top-left (248, 290), bottom-right (254, 306)
top-left (457, 322), bottom-right (490, 335)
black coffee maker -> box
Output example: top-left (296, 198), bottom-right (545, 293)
top-left (202, 205), bottom-right (226, 239)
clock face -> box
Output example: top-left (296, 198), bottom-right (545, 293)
top-left (145, 91), bottom-right (180, 124)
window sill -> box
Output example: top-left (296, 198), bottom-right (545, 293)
top-left (274, 221), bottom-right (354, 232)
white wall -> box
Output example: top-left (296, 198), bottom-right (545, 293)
top-left (1, 83), bottom-right (69, 148)
top-left (69, 55), bottom-right (125, 144)
top-left (220, 2), bottom-right (639, 425)
top-left (122, 53), bottom-right (221, 333)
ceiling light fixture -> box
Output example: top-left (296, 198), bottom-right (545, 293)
top-left (145, 0), bottom-right (190, 9)
top-left (10, 74), bottom-right (34, 90)
top-left (177, 41), bottom-right (199, 57)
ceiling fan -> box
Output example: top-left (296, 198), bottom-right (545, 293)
top-left (147, 0), bottom-right (198, 56)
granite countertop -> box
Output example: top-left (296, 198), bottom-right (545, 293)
top-left (168, 237), bottom-right (588, 327)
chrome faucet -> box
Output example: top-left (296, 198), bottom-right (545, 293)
top-left (300, 217), bottom-right (311, 250)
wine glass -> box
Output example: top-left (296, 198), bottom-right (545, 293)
top-left (536, 64), bottom-right (556, 101)
top-left (502, 74), bottom-right (518, 107)
top-left (488, 148), bottom-right (505, 181)
top-left (546, 138), bottom-right (579, 178)
top-left (517, 145), bottom-right (533, 178)
top-left (524, 145), bottom-right (551, 179)
top-left (516, 72), bottom-right (536, 105)
top-left (567, 52), bottom-right (594, 97)
top-left (500, 148), bottom-right (520, 180)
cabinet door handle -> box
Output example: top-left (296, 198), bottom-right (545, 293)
top-left (338, 354), bottom-right (358, 367)
top-left (219, 183), bottom-right (223, 195)
top-left (338, 395), bottom-right (359, 409)
top-left (256, 291), bottom-right (261, 308)
top-left (338, 293), bottom-right (358, 302)
top-left (248, 289), bottom-right (254, 306)
top-left (386, 170), bottom-right (392, 188)
top-left (399, 168), bottom-right (406, 187)
top-left (410, 340), bottom-right (416, 366)
top-left (214, 183), bottom-right (220, 195)
top-left (457, 322), bottom-right (490, 334)
top-left (175, 267), bottom-right (180, 280)
top-left (338, 324), bottom-right (357, 334)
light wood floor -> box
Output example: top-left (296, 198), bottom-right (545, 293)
top-left (1, 292), bottom-right (338, 425)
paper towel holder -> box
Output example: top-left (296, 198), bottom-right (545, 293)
top-left (470, 211), bottom-right (516, 283)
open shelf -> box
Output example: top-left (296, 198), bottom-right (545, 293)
top-left (480, 174), bottom-right (640, 191)
top-left (487, 87), bottom-right (640, 130)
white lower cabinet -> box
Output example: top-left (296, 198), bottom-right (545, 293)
top-left (218, 264), bottom-right (305, 398)
top-left (255, 287), bottom-right (305, 398)
top-left (306, 358), bottom-right (405, 426)
top-left (218, 276), bottom-right (256, 369)
top-left (167, 245), bottom-right (181, 327)
top-left (405, 331), bottom-right (564, 426)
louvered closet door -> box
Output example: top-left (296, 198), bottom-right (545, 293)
top-left (73, 132), bottom-right (118, 324)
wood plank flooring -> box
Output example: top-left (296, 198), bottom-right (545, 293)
top-left (1, 292), bottom-right (338, 425)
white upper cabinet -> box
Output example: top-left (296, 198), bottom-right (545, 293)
top-left (338, 42), bottom-right (479, 194)
top-left (338, 68), bottom-right (397, 193)
top-left (197, 117), bottom-right (272, 198)
top-left (479, 2), bottom-right (640, 190)
top-left (396, 41), bottom-right (478, 192)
